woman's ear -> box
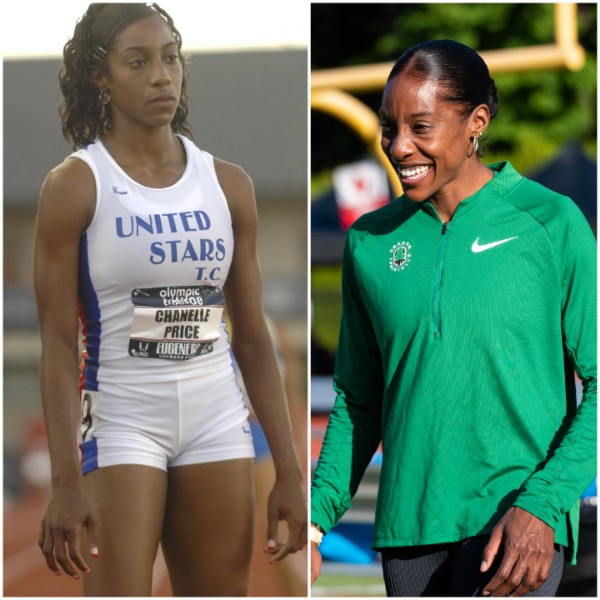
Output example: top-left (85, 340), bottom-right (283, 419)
top-left (470, 103), bottom-right (491, 138)
top-left (94, 72), bottom-right (108, 91)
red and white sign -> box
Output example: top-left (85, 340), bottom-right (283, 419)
top-left (333, 160), bottom-right (390, 230)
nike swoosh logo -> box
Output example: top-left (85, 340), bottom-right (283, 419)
top-left (471, 236), bottom-right (518, 253)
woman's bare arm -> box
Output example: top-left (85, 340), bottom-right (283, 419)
top-left (216, 158), bottom-right (307, 560)
top-left (34, 157), bottom-right (97, 577)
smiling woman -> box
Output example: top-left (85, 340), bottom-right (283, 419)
top-left (377, 40), bottom-right (498, 218)
top-left (311, 39), bottom-right (596, 598)
top-left (33, 3), bottom-right (306, 597)
top-left (379, 75), bottom-right (492, 217)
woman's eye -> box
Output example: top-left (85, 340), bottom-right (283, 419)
top-left (166, 54), bottom-right (180, 63)
top-left (380, 122), bottom-right (395, 136)
top-left (129, 58), bottom-right (146, 67)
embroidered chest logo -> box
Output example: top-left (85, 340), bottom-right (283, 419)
top-left (389, 241), bottom-right (412, 272)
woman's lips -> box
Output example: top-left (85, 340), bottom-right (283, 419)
top-left (398, 164), bottom-right (431, 184)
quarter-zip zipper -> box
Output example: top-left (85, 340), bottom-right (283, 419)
top-left (433, 221), bottom-right (449, 339)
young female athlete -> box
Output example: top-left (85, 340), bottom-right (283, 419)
top-left (34, 3), bottom-right (306, 596)
top-left (311, 40), bottom-right (596, 597)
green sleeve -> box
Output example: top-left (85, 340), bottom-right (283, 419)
top-left (311, 230), bottom-right (384, 533)
top-left (514, 203), bottom-right (597, 548)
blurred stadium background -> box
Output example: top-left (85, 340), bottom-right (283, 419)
top-left (310, 3), bottom-right (597, 597)
top-left (3, 1), bottom-right (308, 596)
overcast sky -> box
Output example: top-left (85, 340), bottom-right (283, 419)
top-left (3, 0), bottom-right (308, 59)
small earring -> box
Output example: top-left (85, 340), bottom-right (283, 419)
top-left (99, 89), bottom-right (111, 105)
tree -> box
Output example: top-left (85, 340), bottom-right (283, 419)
top-left (311, 3), bottom-right (597, 176)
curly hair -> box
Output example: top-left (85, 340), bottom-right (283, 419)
top-left (59, 3), bottom-right (193, 149)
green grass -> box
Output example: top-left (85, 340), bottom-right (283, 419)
top-left (313, 571), bottom-right (386, 597)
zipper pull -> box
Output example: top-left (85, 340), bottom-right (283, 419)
top-left (441, 222), bottom-right (448, 235)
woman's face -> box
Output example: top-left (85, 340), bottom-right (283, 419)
top-left (379, 73), bottom-right (481, 204)
top-left (97, 15), bottom-right (183, 131)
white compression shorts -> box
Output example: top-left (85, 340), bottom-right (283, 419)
top-left (79, 369), bottom-right (255, 473)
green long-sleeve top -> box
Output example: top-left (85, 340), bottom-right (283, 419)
top-left (311, 162), bottom-right (596, 562)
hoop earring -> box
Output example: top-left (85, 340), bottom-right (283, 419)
top-left (467, 134), bottom-right (479, 158)
top-left (99, 90), bottom-right (111, 105)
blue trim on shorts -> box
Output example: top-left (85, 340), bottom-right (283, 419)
top-left (250, 420), bottom-right (271, 461)
top-left (80, 438), bottom-right (99, 474)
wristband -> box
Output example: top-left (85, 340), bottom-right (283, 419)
top-left (310, 524), bottom-right (324, 546)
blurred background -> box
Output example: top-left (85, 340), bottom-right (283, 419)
top-left (310, 3), bottom-right (597, 597)
top-left (3, 0), bottom-right (308, 596)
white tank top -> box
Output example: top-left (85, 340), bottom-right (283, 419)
top-left (75, 135), bottom-right (235, 388)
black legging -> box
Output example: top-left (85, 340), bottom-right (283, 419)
top-left (381, 536), bottom-right (564, 597)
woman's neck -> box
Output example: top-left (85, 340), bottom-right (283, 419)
top-left (428, 160), bottom-right (493, 223)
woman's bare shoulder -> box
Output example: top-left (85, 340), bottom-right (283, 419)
top-left (43, 154), bottom-right (95, 195)
top-left (213, 157), bottom-right (254, 196)
top-left (212, 157), bottom-right (256, 227)
top-left (40, 155), bottom-right (96, 231)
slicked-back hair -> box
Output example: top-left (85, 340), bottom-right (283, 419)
top-left (388, 39), bottom-right (498, 157)
top-left (59, 2), bottom-right (193, 149)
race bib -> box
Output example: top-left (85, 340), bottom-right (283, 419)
top-left (129, 285), bottom-right (224, 360)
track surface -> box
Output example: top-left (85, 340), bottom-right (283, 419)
top-left (4, 495), bottom-right (173, 597)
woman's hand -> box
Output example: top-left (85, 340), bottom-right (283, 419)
top-left (311, 541), bottom-right (323, 584)
top-left (39, 484), bottom-right (98, 578)
top-left (481, 506), bottom-right (555, 597)
top-left (263, 474), bottom-right (307, 562)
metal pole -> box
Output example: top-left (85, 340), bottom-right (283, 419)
top-left (311, 4), bottom-right (584, 93)
top-left (312, 88), bottom-right (403, 197)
